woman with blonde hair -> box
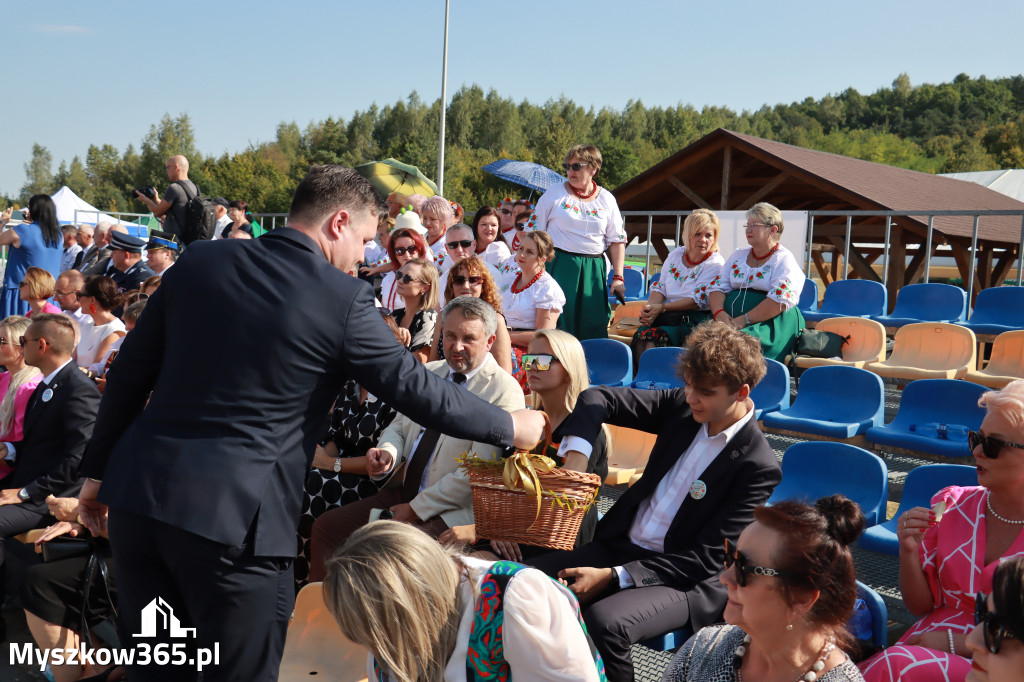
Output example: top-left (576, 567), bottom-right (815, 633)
top-left (439, 329), bottom-right (609, 560)
top-left (632, 209), bottom-right (725, 362)
top-left (420, 196), bottom-right (455, 271)
top-left (497, 230), bottom-right (565, 350)
top-left (19, 267), bottom-right (61, 317)
top-left (0, 316), bottom-right (42, 476)
top-left (390, 258), bottom-right (439, 363)
top-left (324, 521), bottom-right (605, 682)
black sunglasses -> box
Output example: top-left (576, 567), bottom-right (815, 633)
top-left (723, 538), bottom-right (796, 587)
top-left (452, 275), bottom-right (484, 286)
top-left (19, 335), bottom-right (41, 347)
top-left (968, 430), bottom-right (1024, 459)
top-left (976, 591), bottom-right (1019, 654)
top-left (393, 246), bottom-right (419, 256)
top-left (447, 239), bottom-right (474, 250)
top-left (396, 273), bottom-right (422, 285)
top-left (499, 209), bottom-right (513, 216)
top-left (562, 162), bottom-right (591, 172)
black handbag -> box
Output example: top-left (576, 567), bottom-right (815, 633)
top-left (40, 536), bottom-right (92, 562)
top-left (796, 329), bottom-right (850, 358)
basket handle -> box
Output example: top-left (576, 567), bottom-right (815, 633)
top-left (504, 411), bottom-right (558, 528)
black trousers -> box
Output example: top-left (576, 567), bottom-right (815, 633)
top-left (107, 508), bottom-right (293, 682)
top-left (0, 503), bottom-right (49, 593)
top-left (531, 539), bottom-right (692, 682)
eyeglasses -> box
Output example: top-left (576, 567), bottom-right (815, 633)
top-left (452, 275), bottom-right (484, 286)
top-left (396, 273), bottom-right (422, 285)
top-left (19, 336), bottom-right (41, 347)
top-left (969, 430), bottom-right (1024, 459)
top-left (521, 354), bottom-right (560, 371)
top-left (562, 162), bottom-right (591, 172)
top-left (55, 290), bottom-right (76, 297)
top-left (743, 223), bottom-right (771, 230)
top-left (393, 246), bottom-right (419, 256)
top-left (514, 223), bottom-right (527, 231)
top-left (75, 291), bottom-right (88, 299)
top-left (976, 592), bottom-right (1019, 654)
top-left (499, 209), bottom-right (513, 216)
top-left (447, 240), bottom-right (474, 250)
top-left (723, 538), bottom-right (795, 587)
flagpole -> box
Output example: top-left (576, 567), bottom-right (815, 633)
top-left (437, 0), bottom-right (450, 196)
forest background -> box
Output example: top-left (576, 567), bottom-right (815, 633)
top-left (9, 72), bottom-right (1024, 216)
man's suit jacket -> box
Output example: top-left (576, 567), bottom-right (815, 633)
top-left (6, 362), bottom-right (101, 514)
top-left (80, 228), bottom-right (517, 557)
top-left (375, 358), bottom-right (525, 528)
top-left (81, 247), bottom-right (112, 275)
top-left (555, 386), bottom-right (781, 630)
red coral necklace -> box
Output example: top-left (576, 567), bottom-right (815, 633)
top-left (684, 249), bottom-right (713, 267)
top-left (751, 243), bottom-right (779, 261)
top-left (511, 270), bottom-right (544, 294)
top-left (570, 181), bottom-right (598, 200)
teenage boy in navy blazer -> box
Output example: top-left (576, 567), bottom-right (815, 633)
top-left (531, 322), bottom-right (783, 682)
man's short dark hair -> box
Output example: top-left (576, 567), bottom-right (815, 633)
top-left (677, 322), bottom-right (766, 393)
top-left (29, 313), bottom-right (76, 356)
top-left (288, 165), bottom-right (384, 230)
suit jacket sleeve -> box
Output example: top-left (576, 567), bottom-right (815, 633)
top-left (23, 378), bottom-right (101, 503)
top-left (555, 386), bottom-right (689, 443)
top-left (340, 286), bottom-right (515, 448)
top-left (621, 446), bottom-right (782, 590)
top-left (79, 274), bottom-right (169, 479)
top-left (370, 413), bottom-right (412, 484)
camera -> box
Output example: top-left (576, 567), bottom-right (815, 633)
top-left (134, 187), bottom-right (156, 200)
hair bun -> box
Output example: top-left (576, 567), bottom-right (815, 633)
top-left (815, 495), bottom-right (865, 547)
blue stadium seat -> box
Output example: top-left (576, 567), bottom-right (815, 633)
top-left (858, 464), bottom-right (977, 556)
top-left (872, 283), bottom-right (968, 329)
top-left (802, 280), bottom-right (888, 324)
top-left (762, 366), bottom-right (884, 438)
top-left (647, 272), bottom-right (661, 295)
top-left (640, 626), bottom-right (692, 652)
top-left (865, 379), bottom-right (988, 460)
top-left (632, 347), bottom-right (685, 390)
top-left (750, 359), bottom-right (790, 420)
top-left (580, 339), bottom-right (633, 387)
top-left (608, 269), bottom-right (645, 303)
top-left (798, 278), bottom-right (819, 313)
top-left (961, 286), bottom-right (1024, 337)
top-left (768, 442), bottom-right (888, 527)
top-left (854, 582), bottom-right (889, 650)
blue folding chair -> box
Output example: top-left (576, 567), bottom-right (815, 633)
top-left (962, 286), bottom-right (1024, 337)
top-left (580, 339), bottom-right (633, 387)
top-left (632, 347), bottom-right (685, 390)
top-left (647, 272), bottom-right (661, 295)
top-left (750, 359), bottom-right (790, 420)
top-left (872, 283), bottom-right (968, 329)
top-left (640, 626), bottom-right (692, 652)
top-left (865, 379), bottom-right (988, 460)
top-left (608, 269), bottom-right (645, 303)
top-left (858, 464), bottom-right (977, 556)
top-left (853, 581), bottom-right (889, 650)
top-left (802, 280), bottom-right (888, 324)
top-left (798, 279), bottom-right (819, 314)
top-left (769, 442), bottom-right (889, 527)
top-left (762, 366), bottom-right (884, 438)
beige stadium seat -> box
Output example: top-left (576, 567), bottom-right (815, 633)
top-left (279, 583), bottom-right (369, 682)
top-left (608, 301), bottom-right (646, 343)
top-left (865, 322), bottom-right (976, 382)
top-left (604, 424), bottom-right (657, 485)
top-left (965, 330), bottom-right (1024, 389)
top-left (794, 317), bottom-right (887, 369)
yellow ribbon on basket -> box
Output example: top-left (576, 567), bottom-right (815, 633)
top-left (502, 451), bottom-right (558, 526)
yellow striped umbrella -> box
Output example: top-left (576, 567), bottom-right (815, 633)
top-left (354, 159), bottom-right (438, 198)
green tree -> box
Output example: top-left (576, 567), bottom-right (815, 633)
top-left (138, 113), bottom-right (200, 187)
top-left (21, 143), bottom-right (54, 199)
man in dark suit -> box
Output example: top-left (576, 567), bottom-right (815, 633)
top-left (531, 323), bottom-right (783, 682)
top-left (0, 314), bottom-right (100, 592)
top-left (77, 165), bottom-right (545, 682)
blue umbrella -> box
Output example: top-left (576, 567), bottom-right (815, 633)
top-left (482, 159), bottom-right (567, 194)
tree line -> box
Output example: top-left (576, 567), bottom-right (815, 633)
top-left (9, 72), bottom-right (1024, 216)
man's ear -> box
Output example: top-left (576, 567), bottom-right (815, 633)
top-left (484, 333), bottom-right (496, 351)
top-left (736, 383), bottom-right (751, 401)
top-left (327, 209), bottom-right (350, 238)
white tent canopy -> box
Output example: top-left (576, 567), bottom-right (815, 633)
top-left (941, 169), bottom-right (1024, 203)
top-left (50, 186), bottom-right (139, 226)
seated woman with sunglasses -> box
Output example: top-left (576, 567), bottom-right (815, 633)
top-left (471, 206), bottom-right (511, 267)
top-left (427, 257), bottom-right (515, 376)
top-left (966, 556), bottom-right (1024, 680)
top-left (860, 379), bottom-right (1024, 681)
top-left (664, 495), bottom-right (866, 682)
top-left (497, 230), bottom-right (565, 352)
top-left (74, 276), bottom-right (126, 369)
top-left (439, 329), bottom-right (609, 560)
top-left (379, 226), bottom-right (428, 311)
top-left (389, 258), bottom-right (440, 363)
top-left (19, 267), bottom-right (62, 317)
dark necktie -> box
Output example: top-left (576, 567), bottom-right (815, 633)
top-left (401, 372), bottom-right (467, 501)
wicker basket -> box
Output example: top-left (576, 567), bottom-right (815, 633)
top-left (462, 416), bottom-right (602, 550)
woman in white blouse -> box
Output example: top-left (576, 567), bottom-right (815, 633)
top-left (707, 202), bottom-right (806, 362)
top-left (324, 521), bottom-right (604, 682)
top-left (533, 144), bottom-right (626, 340)
top-left (74, 276), bottom-right (126, 368)
top-left (471, 206), bottom-right (511, 267)
top-left (632, 209), bottom-right (725, 362)
top-left (498, 230), bottom-right (566, 350)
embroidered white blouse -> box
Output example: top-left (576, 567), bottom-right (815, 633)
top-left (497, 270), bottom-right (566, 330)
top-left (651, 247), bottom-right (726, 310)
top-left (708, 245), bottom-right (805, 310)
top-left (533, 184), bottom-right (626, 255)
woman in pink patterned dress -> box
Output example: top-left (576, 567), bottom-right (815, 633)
top-left (860, 379), bottom-right (1024, 681)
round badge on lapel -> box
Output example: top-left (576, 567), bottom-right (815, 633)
top-left (689, 479), bottom-right (707, 500)
top-left (41, 388), bottom-right (54, 403)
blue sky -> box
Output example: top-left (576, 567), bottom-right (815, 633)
top-left (3, 0), bottom-right (1022, 197)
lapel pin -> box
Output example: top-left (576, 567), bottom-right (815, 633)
top-left (41, 388), bottom-right (54, 403)
top-left (730, 450), bottom-right (739, 460)
top-left (689, 479), bottom-right (707, 500)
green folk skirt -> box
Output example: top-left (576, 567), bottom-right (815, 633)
top-left (548, 249), bottom-right (611, 340)
top-left (723, 289), bottom-right (805, 362)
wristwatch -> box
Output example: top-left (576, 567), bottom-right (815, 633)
top-left (17, 488), bottom-right (30, 502)
top-left (333, 457), bottom-right (342, 473)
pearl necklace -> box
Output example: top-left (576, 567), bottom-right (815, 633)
top-left (570, 181), bottom-right (598, 200)
top-left (734, 633), bottom-right (835, 682)
top-left (987, 491), bottom-right (1024, 525)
